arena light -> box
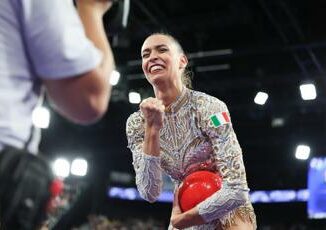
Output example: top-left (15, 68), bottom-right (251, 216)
top-left (254, 92), bottom-right (268, 105)
top-left (295, 145), bottom-right (311, 160)
top-left (71, 158), bottom-right (88, 176)
top-left (52, 158), bottom-right (70, 178)
top-left (300, 83), bottom-right (316, 100)
top-left (110, 70), bottom-right (120, 86)
top-left (32, 106), bottom-right (50, 129)
top-left (128, 92), bottom-right (141, 104)
top-left (271, 118), bottom-right (285, 127)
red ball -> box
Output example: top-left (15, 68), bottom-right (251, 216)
top-left (50, 179), bottom-right (64, 197)
top-left (178, 171), bottom-right (222, 212)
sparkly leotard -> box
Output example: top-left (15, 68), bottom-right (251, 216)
top-left (126, 88), bottom-right (256, 229)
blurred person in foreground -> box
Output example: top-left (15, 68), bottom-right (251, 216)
top-left (126, 32), bottom-right (256, 229)
top-left (0, 0), bottom-right (115, 229)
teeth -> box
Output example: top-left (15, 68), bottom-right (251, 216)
top-left (150, 65), bottom-right (164, 73)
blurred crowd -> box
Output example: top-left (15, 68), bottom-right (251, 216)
top-left (259, 222), bottom-right (326, 230)
top-left (73, 215), bottom-right (165, 230)
top-left (68, 216), bottom-right (326, 230)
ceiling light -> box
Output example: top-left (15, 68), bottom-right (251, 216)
top-left (295, 145), bottom-right (310, 160)
top-left (129, 92), bottom-right (141, 104)
top-left (300, 83), bottom-right (316, 100)
top-left (254, 92), bottom-right (269, 105)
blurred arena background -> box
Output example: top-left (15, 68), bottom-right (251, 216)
top-left (35, 0), bottom-right (326, 229)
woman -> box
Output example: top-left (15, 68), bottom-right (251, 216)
top-left (126, 33), bottom-right (256, 229)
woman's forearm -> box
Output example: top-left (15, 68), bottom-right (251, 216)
top-left (143, 126), bottom-right (161, 156)
top-left (197, 185), bottom-right (248, 223)
top-left (171, 207), bottom-right (205, 229)
top-left (134, 153), bottom-right (163, 203)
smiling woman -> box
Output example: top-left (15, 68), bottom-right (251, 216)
top-left (126, 33), bottom-right (256, 230)
top-left (141, 33), bottom-right (192, 90)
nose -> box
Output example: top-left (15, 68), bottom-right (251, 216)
top-left (148, 50), bottom-right (159, 61)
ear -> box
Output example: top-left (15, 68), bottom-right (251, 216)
top-left (179, 54), bottom-right (188, 69)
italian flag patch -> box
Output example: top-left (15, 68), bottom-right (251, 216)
top-left (210, 112), bottom-right (230, 128)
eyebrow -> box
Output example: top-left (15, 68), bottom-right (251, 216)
top-left (142, 44), bottom-right (168, 54)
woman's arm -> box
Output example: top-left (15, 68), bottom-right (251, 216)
top-left (170, 186), bottom-right (248, 229)
top-left (170, 187), bottom-right (206, 229)
top-left (170, 95), bottom-right (250, 228)
top-left (126, 99), bottom-right (165, 203)
top-left (196, 97), bottom-right (249, 222)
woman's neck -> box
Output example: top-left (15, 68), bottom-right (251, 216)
top-left (154, 83), bottom-right (183, 107)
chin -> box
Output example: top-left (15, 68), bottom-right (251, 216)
top-left (149, 74), bottom-right (167, 86)
top-left (149, 72), bottom-right (165, 80)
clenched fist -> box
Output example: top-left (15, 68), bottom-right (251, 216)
top-left (140, 97), bottom-right (165, 129)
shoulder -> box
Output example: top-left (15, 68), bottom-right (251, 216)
top-left (190, 90), bottom-right (233, 134)
top-left (190, 89), bottom-right (228, 112)
top-left (126, 110), bottom-right (144, 136)
top-left (127, 110), bottom-right (143, 124)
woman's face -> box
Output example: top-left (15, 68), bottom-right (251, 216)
top-left (141, 34), bottom-right (187, 86)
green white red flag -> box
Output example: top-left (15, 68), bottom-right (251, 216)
top-left (210, 112), bottom-right (230, 128)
